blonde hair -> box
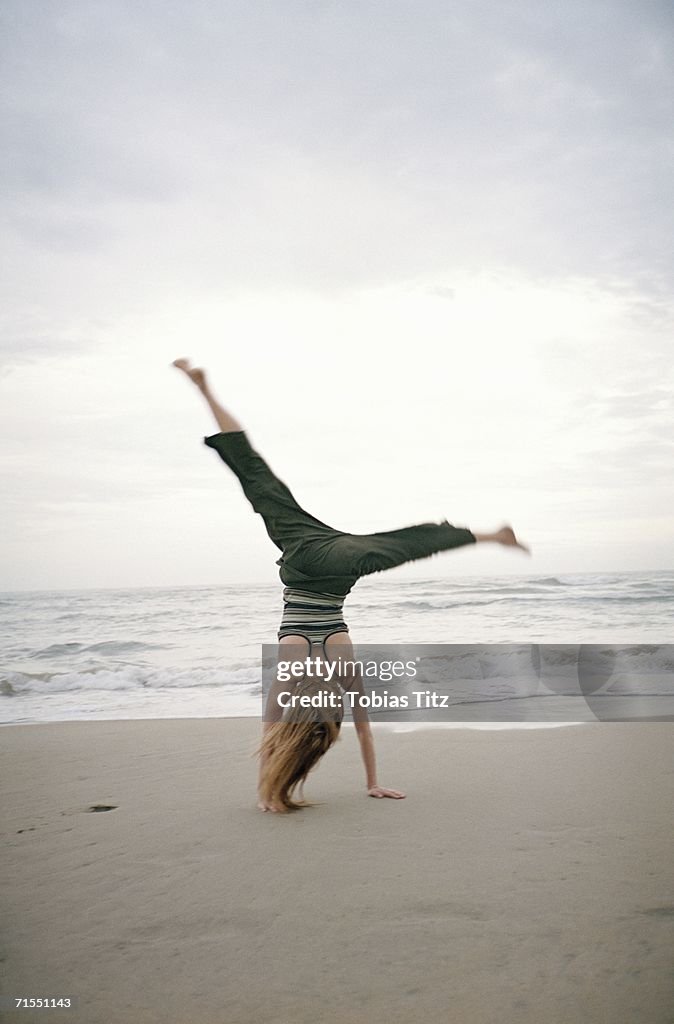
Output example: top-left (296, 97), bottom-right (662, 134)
top-left (258, 719), bottom-right (341, 812)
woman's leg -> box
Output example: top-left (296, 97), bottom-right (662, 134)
top-left (323, 519), bottom-right (529, 580)
top-left (173, 359), bottom-right (529, 562)
top-left (173, 359), bottom-right (336, 550)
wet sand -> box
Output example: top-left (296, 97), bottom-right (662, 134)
top-left (1, 719), bottom-right (673, 1023)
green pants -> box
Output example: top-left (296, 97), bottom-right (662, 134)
top-left (204, 431), bottom-right (476, 597)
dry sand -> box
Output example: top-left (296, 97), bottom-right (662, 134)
top-left (1, 719), bottom-right (673, 1024)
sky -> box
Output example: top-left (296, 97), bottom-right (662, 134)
top-left (1, 0), bottom-right (673, 590)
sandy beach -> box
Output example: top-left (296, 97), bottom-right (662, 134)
top-left (1, 719), bottom-right (673, 1024)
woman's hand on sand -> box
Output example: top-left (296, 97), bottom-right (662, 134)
top-left (368, 785), bottom-right (406, 800)
top-left (257, 799), bottom-right (282, 813)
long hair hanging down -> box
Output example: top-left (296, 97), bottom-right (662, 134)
top-left (257, 719), bottom-right (341, 812)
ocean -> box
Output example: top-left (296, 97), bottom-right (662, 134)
top-left (1, 570), bottom-right (672, 726)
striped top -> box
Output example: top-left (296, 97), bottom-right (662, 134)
top-left (278, 587), bottom-right (349, 644)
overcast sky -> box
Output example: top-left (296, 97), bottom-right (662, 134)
top-left (1, 0), bottom-right (672, 591)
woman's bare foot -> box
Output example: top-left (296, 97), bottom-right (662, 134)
top-left (494, 525), bottom-right (530, 554)
top-left (473, 525), bottom-right (530, 554)
top-left (172, 358), bottom-right (207, 391)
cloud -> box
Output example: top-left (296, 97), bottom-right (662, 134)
top-left (1, 0), bottom-right (673, 583)
top-left (1, 0), bottom-right (672, 292)
top-left (591, 389), bottom-right (672, 420)
top-left (0, 312), bottom-right (102, 371)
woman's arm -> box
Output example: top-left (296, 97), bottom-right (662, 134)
top-left (257, 669), bottom-right (286, 812)
top-left (349, 680), bottom-right (405, 800)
